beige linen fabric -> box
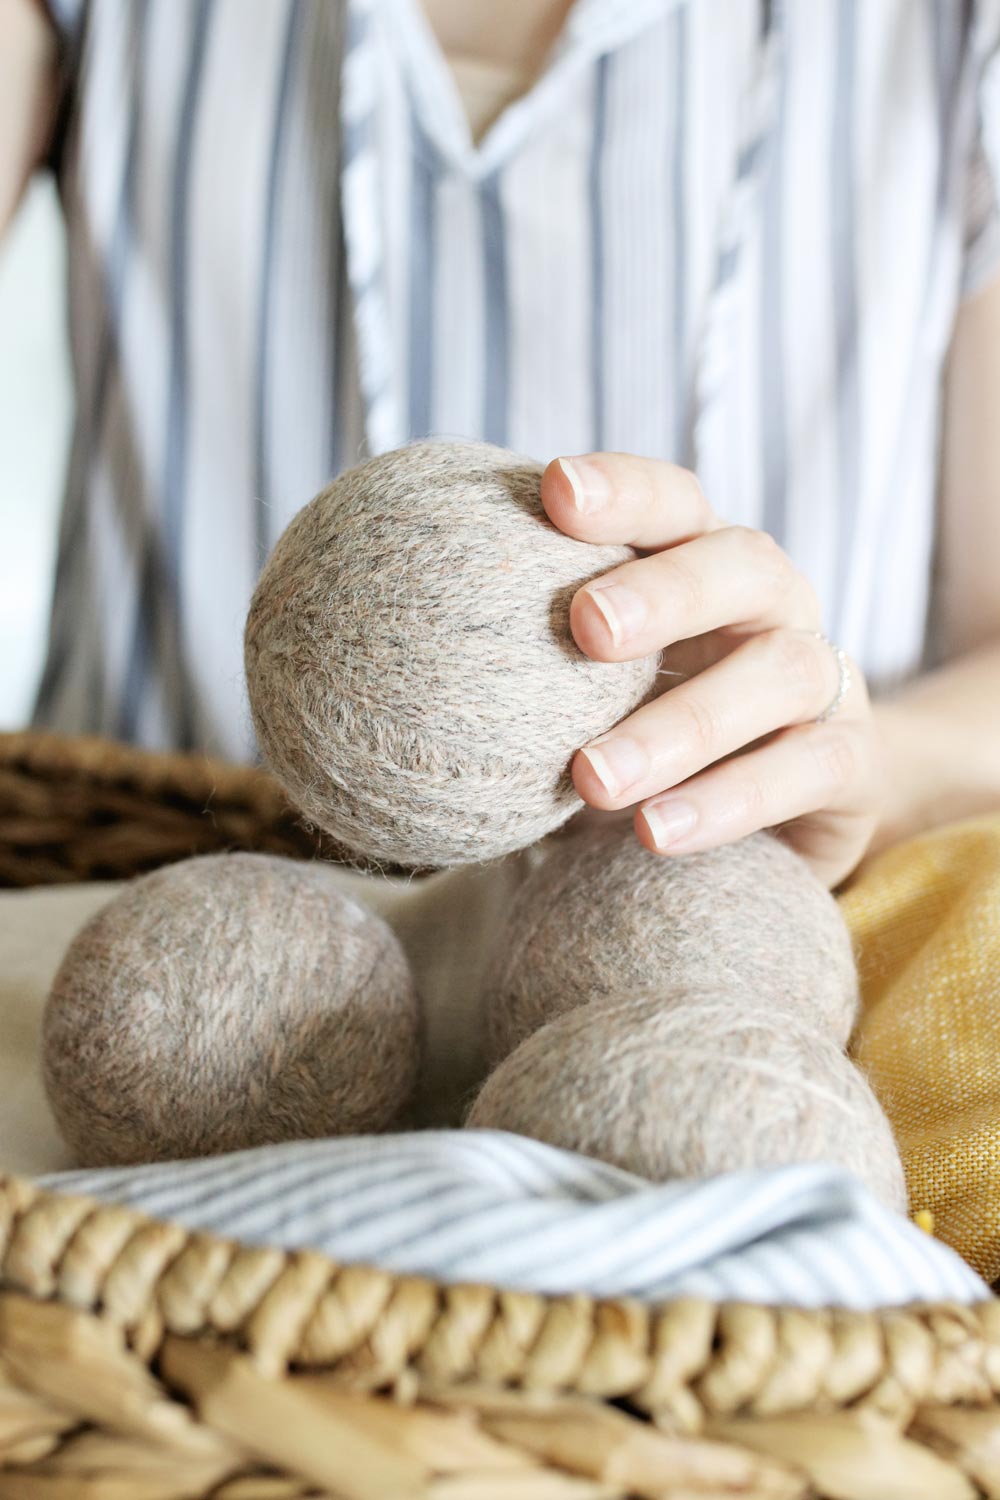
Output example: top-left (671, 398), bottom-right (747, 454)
top-left (0, 851), bottom-right (534, 1175)
top-left (0, 883), bottom-right (113, 1175)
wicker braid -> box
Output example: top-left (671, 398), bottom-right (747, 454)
top-left (1, 1175), bottom-right (998, 1431)
top-left (0, 729), bottom-right (348, 885)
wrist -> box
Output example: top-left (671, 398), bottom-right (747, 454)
top-left (869, 694), bottom-right (1000, 857)
top-left (866, 702), bottom-right (938, 857)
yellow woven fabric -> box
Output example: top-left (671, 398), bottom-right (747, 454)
top-left (840, 814), bottom-right (1000, 1281)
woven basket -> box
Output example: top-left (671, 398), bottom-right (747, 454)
top-left (1, 729), bottom-right (999, 1499)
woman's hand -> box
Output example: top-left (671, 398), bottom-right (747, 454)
top-left (543, 452), bottom-right (886, 889)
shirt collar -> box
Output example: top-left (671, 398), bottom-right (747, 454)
top-left (381, 0), bottom-right (688, 178)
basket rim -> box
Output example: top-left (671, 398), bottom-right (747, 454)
top-left (0, 727), bottom-right (288, 818)
top-left (1, 1169), bottom-right (998, 1423)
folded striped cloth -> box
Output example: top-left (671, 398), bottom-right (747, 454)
top-left (44, 1130), bottom-right (987, 1309)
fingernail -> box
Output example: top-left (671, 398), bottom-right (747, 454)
top-left (557, 457), bottom-right (611, 514)
top-left (642, 798), bottom-right (698, 849)
top-left (586, 582), bottom-right (648, 646)
top-left (579, 735), bottom-right (649, 798)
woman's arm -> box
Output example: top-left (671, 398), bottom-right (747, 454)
top-left (0, 0), bottom-right (60, 240)
top-left (868, 272), bottom-right (1000, 856)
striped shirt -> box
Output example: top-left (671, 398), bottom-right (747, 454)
top-left (35, 0), bottom-right (1000, 761)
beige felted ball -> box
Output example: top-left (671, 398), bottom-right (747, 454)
top-left (42, 853), bottom-right (420, 1167)
top-left (467, 993), bottom-right (907, 1210)
top-left (483, 822), bottom-right (860, 1061)
top-left (244, 439), bottom-right (660, 867)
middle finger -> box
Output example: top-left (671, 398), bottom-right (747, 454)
top-left (572, 526), bottom-right (821, 662)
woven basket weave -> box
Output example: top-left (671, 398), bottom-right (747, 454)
top-left (1, 729), bottom-right (999, 1499)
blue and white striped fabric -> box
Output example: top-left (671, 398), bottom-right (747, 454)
top-left (33, 0), bottom-right (1000, 759)
top-left (44, 1131), bottom-right (987, 1308)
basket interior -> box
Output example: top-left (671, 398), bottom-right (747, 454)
top-left (1, 729), bottom-right (999, 1498)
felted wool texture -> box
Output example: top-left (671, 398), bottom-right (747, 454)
top-left (483, 822), bottom-right (860, 1062)
top-left (42, 853), bottom-right (420, 1167)
top-left (244, 439), bottom-right (660, 867)
top-left (466, 993), bottom-right (908, 1210)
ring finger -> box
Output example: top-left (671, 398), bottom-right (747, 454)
top-left (575, 628), bottom-right (861, 807)
top-left (633, 719), bottom-right (877, 886)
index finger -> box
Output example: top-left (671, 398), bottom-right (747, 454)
top-left (541, 452), bottom-right (724, 551)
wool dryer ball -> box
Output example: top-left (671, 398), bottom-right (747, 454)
top-left (42, 853), bottom-right (420, 1167)
top-left (467, 994), bottom-right (908, 1211)
top-left (244, 439), bottom-right (660, 867)
top-left (482, 821), bottom-right (860, 1062)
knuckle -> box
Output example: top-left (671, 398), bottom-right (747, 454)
top-left (662, 551), bottom-right (707, 618)
top-left (746, 525), bottom-right (783, 565)
top-left (733, 773), bottom-right (769, 822)
top-left (736, 527), bottom-right (792, 590)
top-left (844, 652), bottom-right (869, 707)
top-left (811, 730), bottom-right (859, 792)
top-left (792, 566), bottom-right (822, 616)
top-left (617, 453), bottom-right (665, 519)
top-left (675, 692), bottom-right (727, 758)
top-left (675, 467), bottom-right (713, 529)
top-left (630, 459), bottom-right (662, 515)
top-left (768, 629), bottom-right (830, 702)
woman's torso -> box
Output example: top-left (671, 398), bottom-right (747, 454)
top-left (36, 0), bottom-right (994, 758)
